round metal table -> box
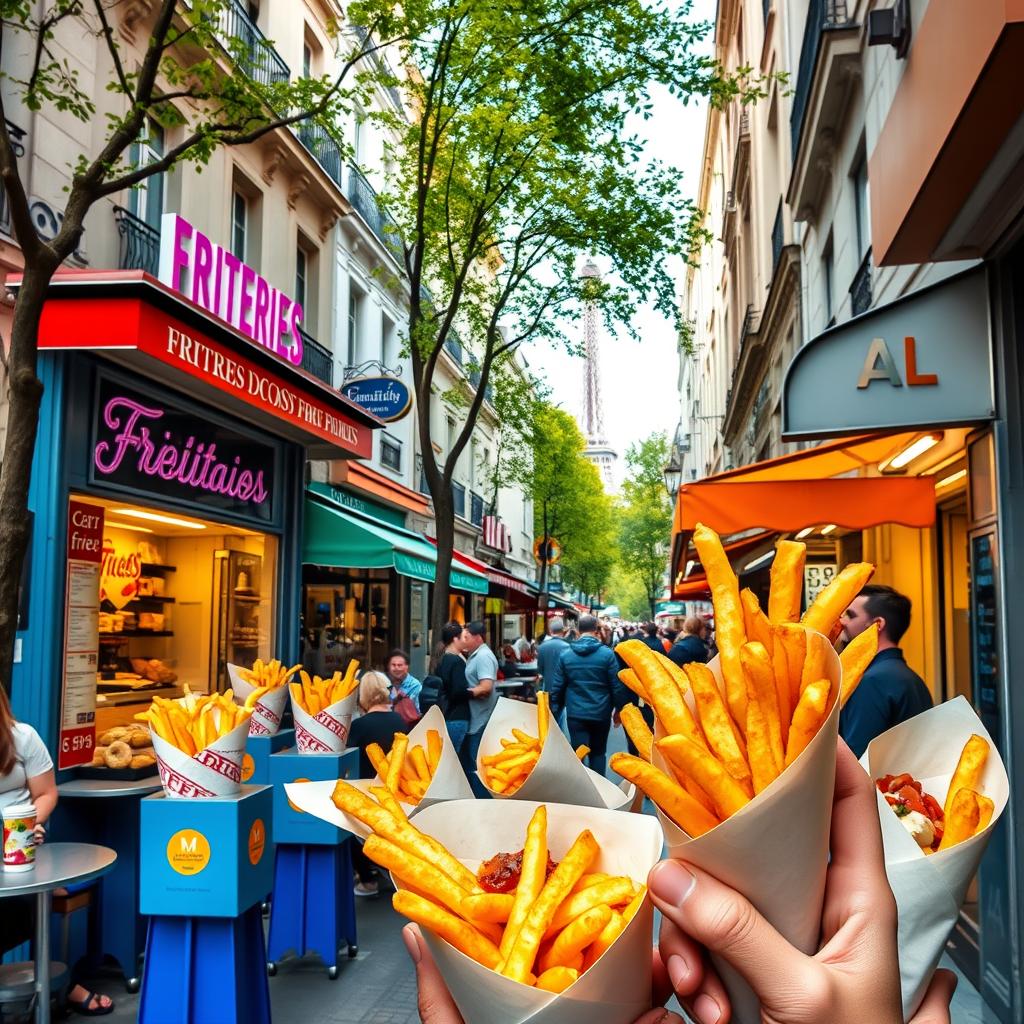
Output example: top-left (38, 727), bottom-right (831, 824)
top-left (0, 843), bottom-right (117, 1024)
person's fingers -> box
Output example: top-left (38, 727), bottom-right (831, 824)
top-left (631, 1011), bottom-right (686, 1024)
top-left (648, 859), bottom-right (813, 1010)
top-left (908, 968), bottom-right (957, 1024)
top-left (820, 742), bottom-right (897, 945)
top-left (658, 915), bottom-right (733, 1024)
top-left (403, 924), bottom-right (463, 1024)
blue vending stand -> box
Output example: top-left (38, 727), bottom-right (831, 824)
top-left (138, 785), bottom-right (274, 1024)
top-left (267, 747), bottom-right (359, 976)
top-left (242, 728), bottom-right (296, 785)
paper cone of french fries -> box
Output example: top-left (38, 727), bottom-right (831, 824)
top-left (477, 697), bottom-right (634, 810)
top-left (860, 696), bottom-right (1009, 1019)
top-left (285, 707), bottom-right (473, 838)
top-left (651, 636), bottom-right (842, 1024)
top-left (227, 663), bottom-right (290, 736)
top-left (291, 688), bottom-right (358, 753)
top-left (411, 798), bottom-right (663, 1024)
top-left (151, 716), bottom-right (250, 798)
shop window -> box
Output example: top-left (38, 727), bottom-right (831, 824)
top-left (303, 569), bottom-right (393, 673)
top-left (381, 433), bottom-right (402, 472)
top-left (232, 190), bottom-right (248, 262)
top-left (128, 122), bottom-right (164, 231)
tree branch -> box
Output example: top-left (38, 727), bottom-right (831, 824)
top-left (91, 0), bottom-right (131, 97)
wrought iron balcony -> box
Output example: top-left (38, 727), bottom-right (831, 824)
top-left (113, 206), bottom-right (160, 276)
top-left (771, 199), bottom-right (784, 273)
top-left (452, 481), bottom-right (466, 519)
top-left (347, 164), bottom-right (401, 253)
top-left (850, 251), bottom-right (873, 317)
top-left (299, 327), bottom-right (334, 385)
top-left (216, 0), bottom-right (290, 88)
top-left (297, 122), bottom-right (343, 190)
top-left (468, 367), bottom-right (495, 405)
top-left (470, 491), bottom-right (487, 528)
top-left (790, 0), bottom-right (851, 159)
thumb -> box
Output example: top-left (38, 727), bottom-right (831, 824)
top-left (647, 860), bottom-right (814, 1009)
top-left (908, 969), bottom-right (957, 1024)
top-left (403, 924), bottom-right (464, 1024)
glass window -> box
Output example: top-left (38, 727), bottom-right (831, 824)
top-left (232, 191), bottom-right (247, 262)
top-left (303, 42), bottom-right (312, 79)
top-left (295, 247), bottom-right (307, 310)
top-left (129, 123), bottom-right (165, 230)
top-left (853, 153), bottom-right (870, 257)
top-left (823, 234), bottom-right (834, 326)
top-left (381, 434), bottom-right (402, 471)
top-left (347, 287), bottom-right (360, 366)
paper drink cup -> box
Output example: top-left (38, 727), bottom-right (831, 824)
top-left (411, 798), bottom-right (664, 1024)
top-left (476, 697), bottom-right (635, 810)
top-left (650, 631), bottom-right (842, 1024)
top-left (2, 803), bottom-right (37, 872)
top-left (228, 663), bottom-right (290, 736)
top-left (291, 688), bottom-right (358, 754)
top-left (861, 696), bottom-right (1009, 1019)
top-left (151, 716), bottom-right (250, 798)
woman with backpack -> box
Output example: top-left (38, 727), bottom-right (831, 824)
top-left (423, 622), bottom-right (471, 756)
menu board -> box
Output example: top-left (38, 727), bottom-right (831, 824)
top-left (59, 500), bottom-right (104, 769)
top-left (803, 563), bottom-right (837, 610)
top-left (970, 530), bottom-right (1000, 720)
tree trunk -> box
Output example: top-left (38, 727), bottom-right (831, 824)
top-left (430, 486), bottom-right (456, 651)
top-left (0, 264), bottom-right (56, 695)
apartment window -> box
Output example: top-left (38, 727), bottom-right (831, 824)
top-left (296, 236), bottom-right (318, 333)
top-left (446, 416), bottom-right (457, 455)
top-left (852, 151), bottom-right (870, 257)
top-left (382, 313), bottom-right (397, 367)
top-left (347, 285), bottom-right (361, 366)
top-left (823, 234), bottom-right (834, 326)
top-left (381, 433), bottom-right (402, 471)
top-left (232, 190), bottom-right (247, 262)
top-left (295, 248), bottom-right (307, 310)
top-left (128, 122), bottom-right (164, 230)
top-left (303, 42), bottom-right (312, 79)
top-left (469, 440), bottom-right (477, 488)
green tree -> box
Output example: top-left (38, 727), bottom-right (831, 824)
top-left (0, 0), bottom-right (401, 691)
top-left (363, 0), bottom-right (762, 644)
top-left (617, 432), bottom-right (673, 618)
top-left (602, 563), bottom-right (650, 621)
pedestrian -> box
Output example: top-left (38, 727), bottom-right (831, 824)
top-left (430, 622), bottom-right (471, 754)
top-left (512, 634), bottom-right (532, 663)
top-left (385, 648), bottom-right (422, 721)
top-left (667, 615), bottom-right (709, 667)
top-left (0, 687), bottom-right (115, 1015)
top-left (637, 622), bottom-right (665, 654)
top-left (839, 584), bottom-right (933, 757)
top-left (402, 744), bottom-right (958, 1024)
top-left (463, 621), bottom-right (500, 773)
top-left (347, 671), bottom-right (409, 896)
top-left (535, 616), bottom-right (570, 691)
top-left (548, 614), bottom-right (620, 777)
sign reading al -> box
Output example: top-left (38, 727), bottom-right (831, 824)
top-left (342, 376), bottom-right (412, 423)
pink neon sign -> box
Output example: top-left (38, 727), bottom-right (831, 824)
top-left (157, 213), bottom-right (304, 367)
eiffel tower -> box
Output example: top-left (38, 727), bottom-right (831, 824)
top-left (580, 260), bottom-right (617, 491)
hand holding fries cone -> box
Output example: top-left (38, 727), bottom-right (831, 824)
top-left (861, 697), bottom-right (1009, 1019)
top-left (477, 696), bottom-right (633, 810)
top-left (136, 685), bottom-right (252, 798)
top-left (289, 661), bottom-right (360, 753)
top-left (228, 658), bottom-right (300, 736)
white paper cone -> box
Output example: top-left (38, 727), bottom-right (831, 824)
top-left (410, 799), bottom-right (663, 1024)
top-left (291, 688), bottom-right (358, 753)
top-left (652, 634), bottom-right (842, 1024)
top-left (477, 697), bottom-right (633, 810)
top-left (228, 664), bottom-right (290, 736)
top-left (860, 696), bottom-right (1009, 1019)
top-left (151, 716), bottom-right (250, 798)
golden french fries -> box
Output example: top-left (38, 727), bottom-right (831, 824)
top-left (839, 623), bottom-right (879, 708)
top-left (135, 684), bottom-right (251, 755)
top-left (482, 696), bottom-right (551, 794)
top-left (943, 734), bottom-right (989, 819)
top-left (330, 783), bottom-right (645, 989)
top-left (607, 524), bottom-right (872, 839)
top-left (369, 729), bottom-right (443, 805)
top-left (236, 657), bottom-right (303, 708)
top-left (291, 661), bottom-right (359, 716)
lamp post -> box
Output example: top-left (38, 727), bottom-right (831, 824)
top-left (663, 452), bottom-right (682, 501)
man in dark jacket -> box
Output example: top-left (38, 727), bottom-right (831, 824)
top-left (549, 615), bottom-right (620, 777)
top-left (639, 622), bottom-right (667, 654)
top-left (667, 616), bottom-right (708, 667)
top-left (535, 617), bottom-right (571, 691)
top-left (839, 584), bottom-right (933, 757)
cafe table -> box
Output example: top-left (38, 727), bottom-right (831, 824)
top-left (0, 843), bottom-right (116, 1024)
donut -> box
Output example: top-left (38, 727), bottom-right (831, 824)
top-left (91, 746), bottom-right (108, 767)
top-left (99, 727), bottom-right (130, 745)
top-left (104, 741), bottom-right (132, 769)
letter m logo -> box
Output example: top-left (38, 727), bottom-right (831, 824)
top-left (180, 835), bottom-right (198, 854)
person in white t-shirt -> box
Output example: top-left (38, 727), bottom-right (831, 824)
top-left (0, 688), bottom-right (114, 1015)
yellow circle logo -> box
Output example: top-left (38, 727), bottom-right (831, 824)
top-left (166, 829), bottom-right (211, 876)
top-left (248, 818), bottom-right (266, 865)
top-left (287, 777), bottom-right (311, 813)
top-left (241, 753), bottom-right (256, 782)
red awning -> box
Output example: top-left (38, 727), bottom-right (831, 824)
top-left (32, 271), bottom-right (379, 459)
top-left (428, 540), bottom-right (538, 599)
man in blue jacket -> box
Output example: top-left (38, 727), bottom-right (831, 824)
top-left (549, 614), bottom-right (621, 777)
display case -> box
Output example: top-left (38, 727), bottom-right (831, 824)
top-left (215, 549), bottom-right (264, 689)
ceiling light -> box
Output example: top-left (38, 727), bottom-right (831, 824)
top-left (882, 433), bottom-right (941, 471)
top-left (106, 521), bottom-right (154, 534)
top-left (820, 524), bottom-right (837, 535)
top-left (112, 508), bottom-right (206, 530)
top-left (743, 551), bottom-right (775, 572)
top-left (795, 526), bottom-right (814, 539)
top-left (683, 559), bottom-right (696, 579)
top-left (936, 468), bottom-right (967, 489)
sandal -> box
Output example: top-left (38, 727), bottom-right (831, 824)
top-left (70, 990), bottom-right (115, 1017)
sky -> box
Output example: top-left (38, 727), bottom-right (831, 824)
top-left (522, 0), bottom-right (717, 488)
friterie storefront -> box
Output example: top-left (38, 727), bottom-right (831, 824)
top-left (11, 270), bottom-right (378, 772)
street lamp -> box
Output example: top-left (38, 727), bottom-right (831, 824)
top-left (663, 452), bottom-right (682, 500)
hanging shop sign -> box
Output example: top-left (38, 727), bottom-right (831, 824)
top-left (59, 500), bottom-right (104, 769)
top-left (158, 213), bottom-right (304, 367)
top-left (533, 536), bottom-right (562, 565)
top-left (91, 376), bottom-right (275, 522)
top-left (342, 376), bottom-right (412, 422)
top-left (99, 534), bottom-right (143, 609)
top-left (782, 267), bottom-right (995, 440)
top-left (804, 563), bottom-right (838, 608)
